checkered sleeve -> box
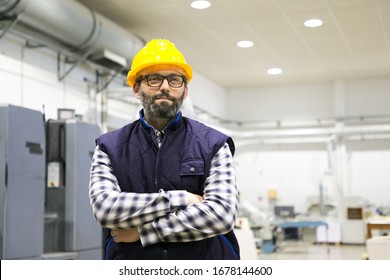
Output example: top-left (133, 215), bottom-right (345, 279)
top-left (138, 142), bottom-right (238, 246)
top-left (89, 145), bottom-right (188, 229)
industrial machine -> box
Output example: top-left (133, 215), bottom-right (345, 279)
top-left (1, 105), bottom-right (102, 259)
top-left (339, 196), bottom-right (366, 244)
top-left (44, 109), bottom-right (102, 259)
top-left (238, 201), bottom-right (276, 253)
top-left (0, 104), bottom-right (46, 259)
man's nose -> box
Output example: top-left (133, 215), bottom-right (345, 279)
top-left (159, 78), bottom-right (170, 90)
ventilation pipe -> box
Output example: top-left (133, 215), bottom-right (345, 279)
top-left (0, 0), bottom-right (145, 71)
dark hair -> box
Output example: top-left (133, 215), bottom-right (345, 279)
top-left (134, 75), bottom-right (144, 86)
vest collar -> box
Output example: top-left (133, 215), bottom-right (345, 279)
top-left (139, 109), bottom-right (182, 131)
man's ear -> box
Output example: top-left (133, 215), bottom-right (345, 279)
top-left (133, 84), bottom-right (141, 99)
top-left (183, 85), bottom-right (189, 100)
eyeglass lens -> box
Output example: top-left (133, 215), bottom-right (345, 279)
top-left (146, 75), bottom-right (184, 88)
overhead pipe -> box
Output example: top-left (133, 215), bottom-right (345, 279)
top-left (0, 0), bottom-right (145, 70)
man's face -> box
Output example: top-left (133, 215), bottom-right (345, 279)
top-left (133, 70), bottom-right (188, 119)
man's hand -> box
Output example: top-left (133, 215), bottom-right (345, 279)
top-left (111, 228), bottom-right (140, 243)
top-left (187, 192), bottom-right (204, 205)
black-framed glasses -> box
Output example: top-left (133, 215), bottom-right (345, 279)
top-left (139, 74), bottom-right (186, 88)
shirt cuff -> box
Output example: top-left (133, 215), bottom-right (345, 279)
top-left (166, 190), bottom-right (188, 209)
top-left (138, 222), bottom-right (161, 246)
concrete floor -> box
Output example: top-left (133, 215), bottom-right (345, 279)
top-left (257, 240), bottom-right (367, 260)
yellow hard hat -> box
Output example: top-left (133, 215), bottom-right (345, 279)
top-left (127, 39), bottom-right (193, 87)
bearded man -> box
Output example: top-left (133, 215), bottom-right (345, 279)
top-left (89, 39), bottom-right (240, 260)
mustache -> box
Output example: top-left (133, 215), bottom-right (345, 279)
top-left (152, 92), bottom-right (175, 101)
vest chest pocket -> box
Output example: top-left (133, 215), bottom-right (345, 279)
top-left (180, 160), bottom-right (205, 193)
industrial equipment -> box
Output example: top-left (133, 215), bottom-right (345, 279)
top-left (238, 201), bottom-right (276, 253)
top-left (1, 105), bottom-right (103, 259)
top-left (44, 110), bottom-right (102, 259)
top-left (339, 196), bottom-right (366, 244)
top-left (0, 104), bottom-right (46, 259)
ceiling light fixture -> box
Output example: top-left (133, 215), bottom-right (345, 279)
top-left (267, 68), bottom-right (283, 75)
top-left (304, 18), bottom-right (323, 28)
top-left (237, 40), bottom-right (254, 48)
top-left (191, 0), bottom-right (211, 9)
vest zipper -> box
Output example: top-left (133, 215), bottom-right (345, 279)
top-left (154, 130), bottom-right (166, 191)
top-left (155, 130), bottom-right (168, 259)
top-left (163, 249), bottom-right (168, 260)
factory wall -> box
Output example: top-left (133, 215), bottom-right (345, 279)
top-left (226, 79), bottom-right (390, 121)
top-left (188, 72), bottom-right (227, 118)
top-left (0, 35), bottom-right (100, 122)
top-left (227, 82), bottom-right (334, 121)
top-left (226, 79), bottom-right (390, 214)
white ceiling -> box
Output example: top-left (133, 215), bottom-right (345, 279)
top-left (77, 0), bottom-right (390, 89)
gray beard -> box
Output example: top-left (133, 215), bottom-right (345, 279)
top-left (140, 90), bottom-right (185, 120)
top-left (149, 99), bottom-right (179, 119)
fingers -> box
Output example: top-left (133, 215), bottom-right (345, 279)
top-left (111, 230), bottom-right (119, 242)
top-left (110, 229), bottom-right (140, 243)
top-left (187, 192), bottom-right (204, 205)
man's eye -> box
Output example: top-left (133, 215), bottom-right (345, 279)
top-left (170, 76), bottom-right (180, 82)
top-left (149, 76), bottom-right (162, 82)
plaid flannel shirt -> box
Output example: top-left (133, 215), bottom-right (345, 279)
top-left (89, 141), bottom-right (238, 246)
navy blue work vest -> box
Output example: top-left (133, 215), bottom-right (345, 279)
top-left (96, 114), bottom-right (240, 260)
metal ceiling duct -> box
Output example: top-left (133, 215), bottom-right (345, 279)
top-left (0, 0), bottom-right (145, 70)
